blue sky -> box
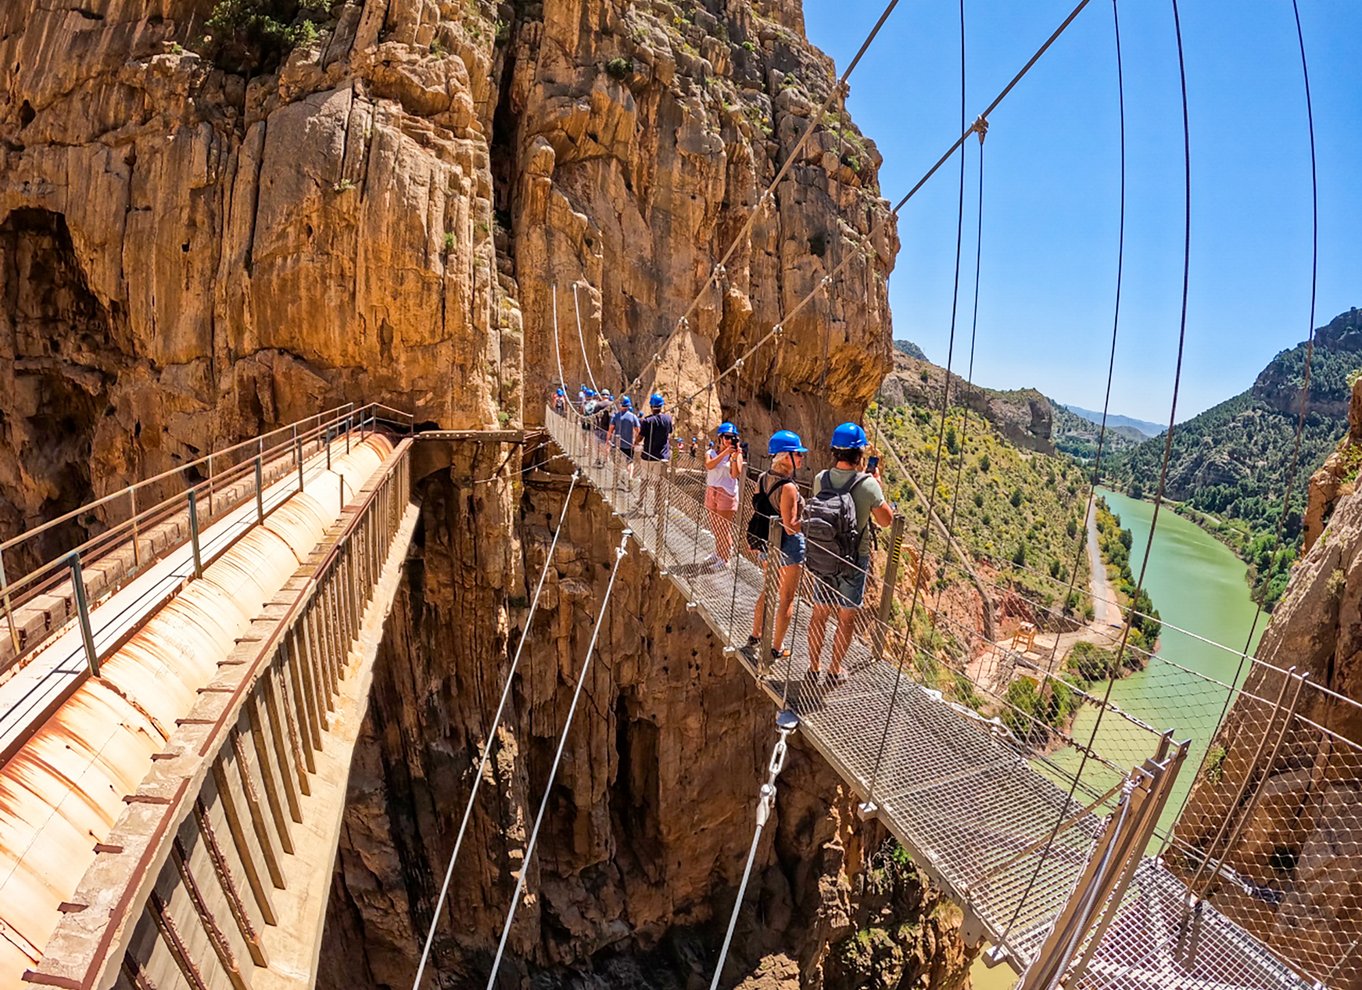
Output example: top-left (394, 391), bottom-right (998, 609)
top-left (802, 0), bottom-right (1361, 423)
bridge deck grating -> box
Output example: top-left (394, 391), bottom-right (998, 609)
top-left (549, 412), bottom-right (1319, 988)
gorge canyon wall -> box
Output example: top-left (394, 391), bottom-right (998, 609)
top-left (0, 0), bottom-right (969, 987)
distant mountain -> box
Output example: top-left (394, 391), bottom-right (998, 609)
top-left (1105, 307), bottom-right (1362, 606)
top-left (1062, 405), bottom-right (1164, 439)
top-left (893, 339), bottom-right (928, 362)
top-left (1051, 404), bottom-right (1147, 462)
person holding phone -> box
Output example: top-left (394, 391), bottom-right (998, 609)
top-left (703, 421), bottom-right (744, 569)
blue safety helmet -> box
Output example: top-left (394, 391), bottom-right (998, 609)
top-left (621, 396), bottom-right (632, 408)
top-left (769, 430), bottom-right (808, 455)
top-left (831, 422), bottom-right (869, 449)
top-left (584, 388), bottom-right (596, 397)
top-left (650, 392), bottom-right (665, 408)
top-left (556, 387), bottom-right (566, 396)
top-left (717, 421), bottom-right (738, 437)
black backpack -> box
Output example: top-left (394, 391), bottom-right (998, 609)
top-left (804, 471), bottom-right (869, 579)
top-left (746, 474), bottom-right (793, 551)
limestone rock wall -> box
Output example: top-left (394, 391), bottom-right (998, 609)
top-left (0, 0), bottom-right (942, 986)
top-left (321, 459), bottom-right (969, 989)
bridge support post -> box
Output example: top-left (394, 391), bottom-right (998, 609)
top-left (69, 553), bottom-right (100, 677)
top-left (129, 486), bottom-right (141, 567)
top-left (1018, 733), bottom-right (1187, 988)
top-left (296, 435), bottom-right (305, 492)
top-left (873, 515), bottom-right (908, 662)
top-left (0, 547), bottom-right (18, 654)
top-left (758, 513), bottom-right (782, 669)
top-left (187, 489), bottom-right (204, 579)
top-left (256, 454), bottom-right (265, 522)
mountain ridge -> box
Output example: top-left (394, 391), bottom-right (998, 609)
top-left (1062, 404), bottom-right (1164, 439)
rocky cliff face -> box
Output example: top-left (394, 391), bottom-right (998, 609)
top-left (878, 351), bottom-right (1055, 455)
top-left (1, 0), bottom-right (965, 987)
top-left (1303, 376), bottom-right (1362, 551)
top-left (1171, 378), bottom-right (1362, 987)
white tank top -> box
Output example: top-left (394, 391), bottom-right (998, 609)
top-left (706, 451), bottom-right (739, 496)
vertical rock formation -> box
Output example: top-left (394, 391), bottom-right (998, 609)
top-left (1171, 377), bottom-right (1362, 988)
top-left (1, 0), bottom-right (957, 986)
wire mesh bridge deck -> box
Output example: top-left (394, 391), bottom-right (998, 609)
top-left (545, 408), bottom-right (1322, 989)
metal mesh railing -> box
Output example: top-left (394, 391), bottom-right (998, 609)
top-left (545, 403), bottom-right (1349, 987)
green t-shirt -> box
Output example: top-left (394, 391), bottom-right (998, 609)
top-left (818, 468), bottom-right (887, 558)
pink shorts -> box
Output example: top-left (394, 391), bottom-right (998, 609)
top-left (705, 486), bottom-right (738, 513)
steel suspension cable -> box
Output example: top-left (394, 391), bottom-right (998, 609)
top-left (573, 282), bottom-right (600, 396)
top-left (410, 471), bottom-right (581, 989)
top-left (621, 0), bottom-right (905, 401)
top-left (705, 718), bottom-right (797, 990)
top-left (994, 0), bottom-right (1148, 952)
top-left (551, 284), bottom-right (568, 394)
top-left (1171, 0), bottom-right (1321, 889)
top-left (673, 0), bottom-right (1098, 421)
top-left (483, 533), bottom-right (631, 989)
top-left (934, 110), bottom-right (987, 624)
top-left (865, 0), bottom-right (970, 805)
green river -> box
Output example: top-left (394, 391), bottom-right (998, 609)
top-left (968, 489), bottom-right (1264, 989)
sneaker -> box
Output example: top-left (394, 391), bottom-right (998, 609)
top-left (824, 670), bottom-right (848, 689)
top-left (702, 553), bottom-right (722, 571)
top-left (804, 666), bottom-right (821, 682)
top-left (738, 636), bottom-right (760, 661)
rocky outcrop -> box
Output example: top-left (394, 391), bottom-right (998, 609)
top-left (1170, 381), bottom-right (1362, 987)
top-left (1252, 308), bottom-right (1362, 419)
top-left (1303, 376), bottom-right (1362, 551)
top-left (879, 351), bottom-right (1055, 454)
top-left (319, 462), bottom-right (971, 988)
top-left (1, 0), bottom-right (957, 987)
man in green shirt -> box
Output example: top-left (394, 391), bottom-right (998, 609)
top-left (807, 422), bottom-right (894, 685)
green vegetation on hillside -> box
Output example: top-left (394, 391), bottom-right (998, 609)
top-left (1105, 309), bottom-right (1361, 609)
top-left (1094, 497), bottom-right (1161, 654)
top-left (1051, 403), bottom-right (1145, 462)
top-left (869, 398), bottom-right (1090, 615)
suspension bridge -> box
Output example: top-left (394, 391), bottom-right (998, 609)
top-left (0, 395), bottom-right (1353, 989)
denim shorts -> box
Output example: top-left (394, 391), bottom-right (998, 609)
top-left (815, 554), bottom-right (870, 608)
top-left (761, 531), bottom-right (805, 567)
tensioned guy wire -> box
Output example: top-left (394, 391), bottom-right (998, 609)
top-left (410, 471), bottom-right (581, 989)
top-left (1168, 0), bottom-right (1322, 888)
top-left (484, 533), bottom-right (631, 990)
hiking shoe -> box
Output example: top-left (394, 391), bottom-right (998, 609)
top-left (702, 553), bottom-right (724, 572)
top-left (804, 666), bottom-right (821, 682)
top-left (824, 670), bottom-right (848, 689)
top-left (738, 636), bottom-right (760, 661)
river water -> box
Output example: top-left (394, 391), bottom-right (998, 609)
top-left (967, 489), bottom-right (1264, 989)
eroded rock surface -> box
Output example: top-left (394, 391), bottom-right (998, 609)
top-left (1, 0), bottom-right (965, 987)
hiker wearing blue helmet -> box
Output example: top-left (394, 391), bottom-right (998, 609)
top-left (805, 421), bottom-right (893, 687)
top-left (703, 421), bottom-right (744, 569)
top-left (608, 396), bottom-right (642, 487)
top-left (739, 429), bottom-right (807, 667)
top-left (636, 392), bottom-right (673, 516)
top-left (580, 387), bottom-right (598, 434)
top-left (592, 390), bottom-right (616, 465)
top-left (553, 386), bottom-right (567, 416)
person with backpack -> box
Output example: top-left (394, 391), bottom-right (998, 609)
top-left (703, 421), bottom-right (744, 570)
top-left (593, 390), bottom-right (615, 465)
top-left (608, 396), bottom-right (642, 487)
top-left (636, 393), bottom-right (674, 516)
top-left (804, 422), bottom-right (893, 686)
top-left (553, 386), bottom-right (567, 416)
top-left (739, 430), bottom-right (806, 668)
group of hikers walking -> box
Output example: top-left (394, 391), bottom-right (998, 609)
top-left (552, 385), bottom-right (894, 688)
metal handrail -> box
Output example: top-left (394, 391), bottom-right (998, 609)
top-left (0, 402), bottom-right (413, 675)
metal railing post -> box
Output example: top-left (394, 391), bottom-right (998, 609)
top-left (346, 403), bottom-right (353, 453)
top-left (187, 490), bottom-right (204, 579)
top-left (255, 455), bottom-right (265, 522)
top-left (129, 487), bottom-right (141, 567)
top-left (69, 553), bottom-right (100, 676)
top-left (758, 513), bottom-right (782, 665)
top-left (326, 430), bottom-right (332, 471)
top-left (296, 435), bottom-right (305, 492)
top-left (207, 452), bottom-right (214, 518)
top-left (874, 515), bottom-right (908, 661)
top-left (0, 547), bottom-right (18, 653)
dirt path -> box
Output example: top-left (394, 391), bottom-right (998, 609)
top-left (1086, 500), bottom-right (1122, 631)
